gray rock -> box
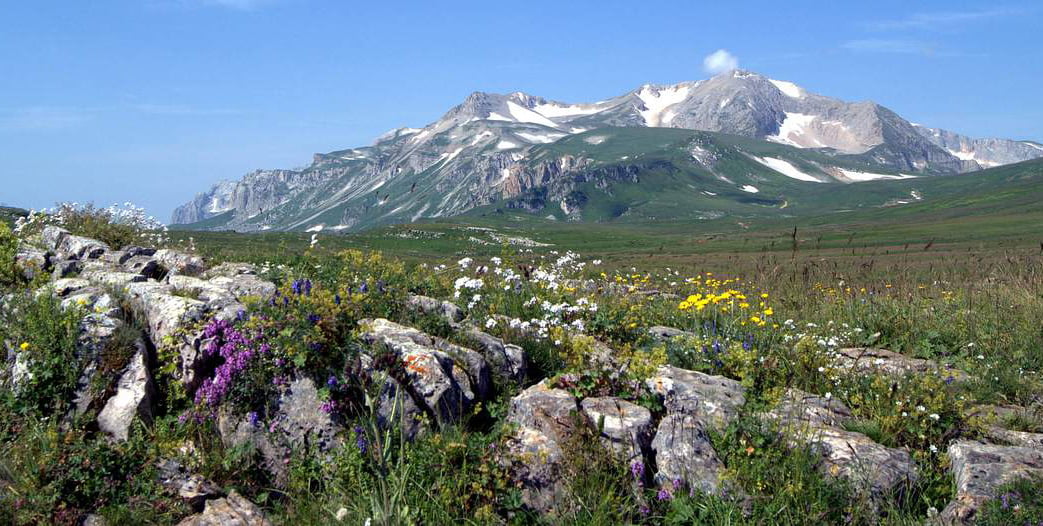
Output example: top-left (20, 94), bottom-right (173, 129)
top-left (82, 514), bottom-right (108, 526)
top-left (406, 294), bottom-right (465, 324)
top-left (46, 277), bottom-right (92, 297)
top-left (219, 377), bottom-right (341, 484)
top-left (504, 381), bottom-right (581, 513)
top-left (647, 325), bottom-right (696, 342)
top-left (50, 258), bottom-right (83, 279)
top-left (202, 262), bottom-right (260, 279)
top-left (461, 327), bottom-right (527, 383)
top-left (97, 339), bottom-right (154, 441)
top-left (651, 413), bottom-right (728, 494)
top-left (41, 225), bottom-right (69, 250)
top-left (833, 347), bottom-right (966, 381)
top-left (123, 255), bottom-right (163, 279)
top-left (207, 275), bottom-right (277, 301)
top-left (581, 396), bottom-right (652, 461)
top-left (58, 233), bottom-right (110, 260)
top-left (361, 318), bottom-right (491, 401)
top-left (766, 389), bottom-right (918, 503)
top-left (941, 440), bottom-right (1043, 524)
top-left (14, 246), bottom-right (49, 280)
top-left (645, 365), bottom-right (745, 426)
top-left (176, 490), bottom-right (271, 526)
top-left (157, 458), bottom-right (223, 509)
top-left (154, 249), bottom-right (207, 277)
top-left (80, 266), bottom-right (146, 287)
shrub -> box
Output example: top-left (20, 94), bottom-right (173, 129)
top-left (975, 475), bottom-right (1043, 526)
top-left (0, 221), bottom-right (23, 289)
top-left (14, 202), bottom-right (167, 249)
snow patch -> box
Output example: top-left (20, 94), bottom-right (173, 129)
top-left (496, 140), bottom-right (519, 149)
top-left (637, 85), bottom-right (691, 127)
top-left (584, 135), bottom-right (608, 145)
top-left (751, 157), bottom-right (823, 183)
top-left (487, 112), bottom-right (512, 122)
top-left (702, 191), bottom-right (717, 196)
top-left (517, 132), bottom-right (563, 144)
top-left (533, 102), bottom-right (603, 118)
top-left (506, 101), bottom-right (559, 128)
top-left (769, 79), bottom-right (804, 98)
top-left (305, 224), bottom-right (324, 233)
top-left (838, 169), bottom-right (918, 182)
top-left (767, 113), bottom-right (822, 148)
top-left (741, 185), bottom-right (759, 193)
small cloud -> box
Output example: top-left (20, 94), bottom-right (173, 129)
top-left (703, 49), bottom-right (739, 75)
top-left (0, 107), bottom-right (92, 132)
top-left (842, 39), bottom-right (931, 55)
top-left (868, 8), bottom-right (1017, 31)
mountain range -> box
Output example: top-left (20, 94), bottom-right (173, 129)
top-left (171, 70), bottom-right (1043, 232)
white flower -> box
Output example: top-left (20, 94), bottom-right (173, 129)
top-left (928, 413), bottom-right (940, 421)
top-left (929, 444), bottom-right (938, 454)
top-left (916, 405), bottom-right (926, 412)
top-left (335, 508), bottom-right (348, 521)
top-left (485, 318), bottom-right (497, 329)
top-left (457, 257), bottom-right (473, 269)
top-left (490, 256), bottom-right (502, 265)
top-left (824, 392), bottom-right (832, 400)
top-left (817, 367), bottom-right (825, 373)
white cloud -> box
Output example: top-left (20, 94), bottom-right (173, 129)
top-left (868, 9), bottom-right (1016, 31)
top-left (703, 49), bottom-right (739, 75)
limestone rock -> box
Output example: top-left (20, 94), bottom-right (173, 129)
top-left (218, 377), bottom-right (341, 484)
top-left (123, 255), bottom-right (163, 279)
top-left (57, 233), bottom-right (110, 260)
top-left (176, 490), bottom-right (271, 526)
top-left (461, 327), bottom-right (527, 383)
top-left (406, 294), bottom-right (465, 324)
top-left (645, 365), bottom-right (745, 426)
top-left (507, 380), bottom-right (581, 443)
top-left (941, 440), bottom-right (1043, 524)
top-left (97, 339), bottom-right (155, 441)
top-left (581, 396), bottom-right (652, 461)
top-left (651, 413), bottom-right (728, 494)
top-left (41, 225), bottom-right (69, 251)
top-left (157, 458), bottom-right (224, 510)
top-left (154, 249), bottom-right (207, 277)
top-left (647, 325), bottom-right (697, 342)
top-left (833, 347), bottom-right (965, 381)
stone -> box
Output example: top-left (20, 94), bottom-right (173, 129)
top-left (647, 325), bottom-right (697, 342)
top-left (81, 267), bottom-right (146, 287)
top-left (207, 275), bottom-right (277, 301)
top-left (361, 318), bottom-right (491, 401)
top-left (176, 490), bottom-right (271, 526)
top-left (406, 294), bottom-right (465, 324)
top-left (503, 381), bottom-right (581, 514)
top-left (123, 255), bottom-right (163, 279)
top-left (157, 458), bottom-right (223, 510)
top-left (41, 225), bottom-right (69, 251)
top-left (218, 377), bottom-right (341, 484)
top-left (985, 428), bottom-right (1043, 448)
top-left (82, 515), bottom-right (108, 526)
top-left (14, 246), bottom-right (50, 280)
top-left (57, 233), bottom-right (110, 260)
top-left (202, 262), bottom-right (260, 279)
top-left (651, 413), bottom-right (729, 494)
top-left (66, 314), bottom-right (125, 421)
top-left (765, 389), bottom-right (918, 503)
top-left (50, 258), bottom-right (83, 279)
top-left (833, 347), bottom-right (966, 381)
top-left (461, 327), bottom-right (527, 383)
top-left (645, 365), bottom-right (746, 427)
top-left (97, 339), bottom-right (155, 441)
top-left (46, 277), bottom-right (92, 297)
top-left (125, 281), bottom-right (208, 344)
top-left (581, 396), bottom-right (652, 461)
top-left (941, 440), bottom-right (1043, 524)
top-left (154, 249), bottom-right (207, 277)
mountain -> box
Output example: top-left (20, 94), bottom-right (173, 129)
top-left (172, 70), bottom-right (1043, 232)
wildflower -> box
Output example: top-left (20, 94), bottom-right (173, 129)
top-left (630, 460), bottom-right (644, 481)
top-left (353, 425), bottom-right (368, 454)
top-left (19, 342), bottom-right (29, 351)
top-left (485, 318), bottom-right (497, 329)
top-left (248, 411), bottom-right (260, 427)
top-left (308, 314), bottom-right (321, 325)
top-left (928, 413), bottom-right (940, 421)
top-left (334, 294), bottom-right (341, 305)
top-left (929, 444), bottom-right (938, 454)
top-left (335, 508), bottom-right (348, 522)
top-left (657, 488), bottom-right (672, 501)
top-left (327, 375), bottom-right (338, 388)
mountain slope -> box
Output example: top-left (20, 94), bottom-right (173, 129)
top-left (172, 70), bottom-right (1043, 232)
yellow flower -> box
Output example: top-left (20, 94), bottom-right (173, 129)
top-left (763, 308), bottom-right (773, 316)
top-left (19, 342), bottom-right (30, 351)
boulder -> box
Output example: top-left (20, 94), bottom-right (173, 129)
top-left (57, 233), bottom-right (110, 260)
top-left (647, 326), bottom-right (697, 342)
top-left (651, 413), bottom-right (729, 494)
top-left (941, 440), bottom-right (1043, 524)
top-left (157, 459), bottom-right (224, 510)
top-left (123, 255), bottom-right (163, 279)
top-left (97, 339), bottom-right (155, 441)
top-left (202, 262), bottom-right (260, 279)
top-left (50, 258), bottom-right (83, 279)
top-left (581, 396), bottom-right (652, 461)
top-left (218, 377), bottom-right (341, 484)
top-left (41, 225), bottom-right (69, 251)
top-left (461, 327), bottom-right (527, 383)
top-left (504, 381), bottom-right (581, 513)
top-left (154, 249), bottom-right (207, 277)
top-left (833, 347), bottom-right (966, 381)
top-left (406, 294), bottom-right (465, 324)
top-left (766, 389), bottom-right (918, 503)
top-left (645, 365), bottom-right (745, 426)
top-left (207, 275), bottom-right (277, 302)
top-left (14, 246), bottom-right (50, 280)
top-left (176, 490), bottom-right (271, 526)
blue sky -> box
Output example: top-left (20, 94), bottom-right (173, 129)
top-left (2, 1), bottom-right (1040, 221)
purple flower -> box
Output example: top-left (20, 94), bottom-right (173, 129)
top-left (236, 309), bottom-right (247, 321)
top-left (304, 279), bottom-right (312, 296)
top-left (327, 375), bottom-right (338, 388)
top-left (319, 400), bottom-right (335, 414)
top-left (630, 460), bottom-right (645, 481)
top-left (639, 505), bottom-right (650, 515)
top-left (354, 425), bottom-right (368, 454)
top-left (248, 411), bottom-right (259, 427)
top-left (359, 282), bottom-right (369, 293)
top-left (334, 294), bottom-right (341, 305)
top-left (657, 488), bottom-right (672, 501)
top-left (291, 280), bottom-right (302, 295)
top-left (672, 478), bottom-right (683, 490)
top-left (308, 314), bottom-right (321, 325)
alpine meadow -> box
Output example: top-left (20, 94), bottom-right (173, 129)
top-left (3, 2), bottom-right (1043, 525)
